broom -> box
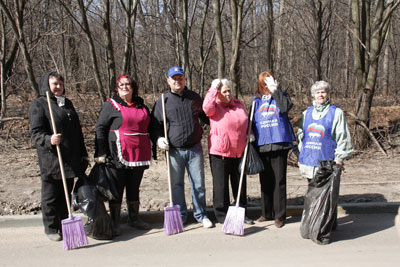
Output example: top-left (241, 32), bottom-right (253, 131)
top-left (46, 91), bottom-right (88, 250)
top-left (222, 100), bottom-right (256, 236)
top-left (161, 93), bottom-right (184, 235)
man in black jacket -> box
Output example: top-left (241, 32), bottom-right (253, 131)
top-left (151, 66), bottom-right (212, 228)
top-left (29, 72), bottom-right (88, 241)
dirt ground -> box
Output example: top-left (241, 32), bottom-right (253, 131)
top-left (1, 133), bottom-right (399, 216)
top-left (1, 93), bottom-right (399, 216)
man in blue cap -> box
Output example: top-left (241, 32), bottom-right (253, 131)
top-left (151, 66), bottom-right (213, 228)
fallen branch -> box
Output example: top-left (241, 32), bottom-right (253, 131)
top-left (346, 111), bottom-right (388, 156)
top-left (0, 117), bottom-right (26, 123)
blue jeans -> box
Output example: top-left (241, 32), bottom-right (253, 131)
top-left (169, 143), bottom-right (207, 223)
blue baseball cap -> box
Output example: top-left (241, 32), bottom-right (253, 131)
top-left (168, 66), bottom-right (185, 77)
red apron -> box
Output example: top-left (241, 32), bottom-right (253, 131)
top-left (108, 98), bottom-right (151, 167)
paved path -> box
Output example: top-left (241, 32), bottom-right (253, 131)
top-left (1, 212), bottom-right (399, 267)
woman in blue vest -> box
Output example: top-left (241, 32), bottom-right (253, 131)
top-left (252, 71), bottom-right (295, 228)
top-left (297, 81), bottom-right (353, 180)
top-left (297, 81), bottom-right (353, 231)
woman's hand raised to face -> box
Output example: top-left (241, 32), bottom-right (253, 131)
top-left (264, 76), bottom-right (278, 94)
top-left (211, 79), bottom-right (222, 90)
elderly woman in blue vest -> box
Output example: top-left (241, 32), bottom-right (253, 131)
top-left (252, 71), bottom-right (295, 228)
top-left (297, 81), bottom-right (353, 229)
top-left (297, 81), bottom-right (353, 180)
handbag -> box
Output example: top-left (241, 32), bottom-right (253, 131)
top-left (239, 142), bottom-right (264, 175)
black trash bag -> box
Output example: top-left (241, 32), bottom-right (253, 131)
top-left (83, 202), bottom-right (114, 240)
top-left (72, 176), bottom-right (114, 240)
top-left (239, 143), bottom-right (264, 175)
top-left (72, 176), bottom-right (98, 218)
top-left (88, 163), bottom-right (120, 201)
top-left (300, 160), bottom-right (341, 245)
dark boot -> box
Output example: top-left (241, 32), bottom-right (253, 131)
top-left (127, 201), bottom-right (151, 230)
top-left (109, 203), bottom-right (121, 236)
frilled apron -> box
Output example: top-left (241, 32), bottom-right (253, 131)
top-left (108, 98), bottom-right (151, 167)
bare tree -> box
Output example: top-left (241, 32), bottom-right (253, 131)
top-left (351, 0), bottom-right (400, 148)
top-left (229, 0), bottom-right (245, 97)
top-left (213, 0), bottom-right (225, 78)
top-left (265, 0), bottom-right (274, 72)
top-left (0, 10), bottom-right (19, 119)
top-left (59, 0), bottom-right (107, 101)
top-left (101, 0), bottom-right (116, 95)
top-left (120, 0), bottom-right (139, 79)
top-left (275, 0), bottom-right (285, 74)
top-left (0, 0), bottom-right (38, 94)
top-left (198, 0), bottom-right (214, 96)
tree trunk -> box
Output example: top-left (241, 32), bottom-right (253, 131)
top-left (344, 0), bottom-right (352, 98)
top-left (381, 32), bottom-right (390, 96)
top-left (213, 0), bottom-right (225, 78)
top-left (181, 0), bottom-right (191, 89)
top-left (251, 2), bottom-right (258, 76)
top-left (229, 0), bottom-right (244, 98)
top-left (275, 0), bottom-right (285, 74)
top-left (0, 0), bottom-right (38, 95)
top-left (102, 0), bottom-right (116, 96)
top-left (76, 0), bottom-right (106, 101)
top-left (351, 0), bottom-right (363, 98)
top-left (199, 0), bottom-right (211, 97)
top-left (266, 0), bottom-right (274, 72)
top-left (351, 0), bottom-right (399, 148)
top-left (121, 0), bottom-right (139, 79)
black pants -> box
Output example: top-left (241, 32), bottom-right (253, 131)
top-left (108, 166), bottom-right (146, 205)
top-left (41, 175), bottom-right (74, 234)
top-left (210, 154), bottom-right (247, 224)
top-left (259, 150), bottom-right (288, 221)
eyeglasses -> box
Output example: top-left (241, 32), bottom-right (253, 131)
top-left (118, 83), bottom-right (131, 88)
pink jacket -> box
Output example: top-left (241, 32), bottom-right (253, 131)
top-left (203, 87), bottom-right (248, 158)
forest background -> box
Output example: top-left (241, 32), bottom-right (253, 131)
top-left (0, 0), bottom-right (399, 216)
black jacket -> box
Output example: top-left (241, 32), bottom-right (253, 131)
top-left (150, 88), bottom-right (209, 150)
top-left (29, 72), bottom-right (88, 179)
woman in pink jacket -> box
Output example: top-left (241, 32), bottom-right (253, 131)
top-left (203, 79), bottom-right (254, 225)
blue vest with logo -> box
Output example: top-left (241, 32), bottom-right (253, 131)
top-left (299, 105), bottom-right (337, 167)
top-left (253, 96), bottom-right (295, 146)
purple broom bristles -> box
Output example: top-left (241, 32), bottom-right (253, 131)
top-left (62, 215), bottom-right (88, 250)
top-left (164, 205), bottom-right (184, 235)
top-left (221, 205), bottom-right (245, 236)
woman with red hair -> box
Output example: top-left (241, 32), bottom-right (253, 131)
top-left (252, 71), bottom-right (295, 228)
top-left (95, 74), bottom-right (152, 236)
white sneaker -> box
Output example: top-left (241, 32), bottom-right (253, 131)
top-left (202, 218), bottom-right (213, 228)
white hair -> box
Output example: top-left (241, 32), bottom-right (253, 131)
top-left (220, 79), bottom-right (232, 89)
top-left (310, 81), bottom-right (331, 97)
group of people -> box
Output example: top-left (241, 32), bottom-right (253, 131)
top-left (29, 66), bottom-right (353, 242)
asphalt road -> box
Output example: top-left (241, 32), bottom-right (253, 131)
top-left (1, 212), bottom-right (399, 267)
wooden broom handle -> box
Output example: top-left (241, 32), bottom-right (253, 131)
top-left (161, 93), bottom-right (174, 205)
top-left (235, 100), bottom-right (256, 207)
top-left (46, 91), bottom-right (72, 216)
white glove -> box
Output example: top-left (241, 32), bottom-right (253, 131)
top-left (264, 76), bottom-right (278, 93)
top-left (157, 137), bottom-right (169, 150)
top-left (211, 79), bottom-right (222, 90)
top-left (248, 134), bottom-right (255, 143)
